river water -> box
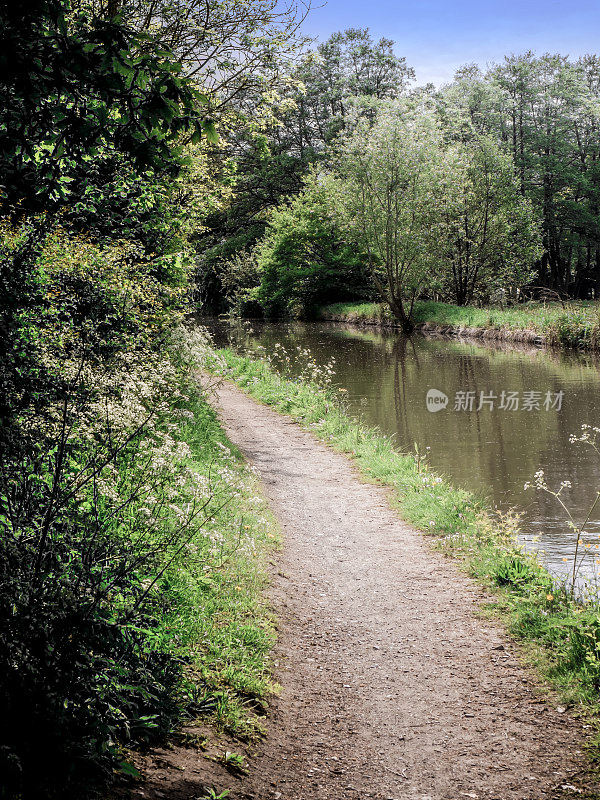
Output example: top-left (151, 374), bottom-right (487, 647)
top-left (208, 319), bottom-right (600, 585)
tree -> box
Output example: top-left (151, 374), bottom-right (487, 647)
top-left (80, 0), bottom-right (311, 122)
top-left (288, 28), bottom-right (415, 152)
top-left (257, 177), bottom-right (372, 317)
top-left (435, 134), bottom-right (541, 305)
top-left (329, 101), bottom-right (444, 333)
top-left (0, 0), bottom-right (212, 217)
top-left (193, 28), bottom-right (414, 311)
top-left (489, 54), bottom-right (589, 292)
top-left (441, 53), bottom-right (600, 298)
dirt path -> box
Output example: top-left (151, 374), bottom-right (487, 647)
top-left (203, 381), bottom-right (599, 800)
top-left (121, 380), bottom-right (599, 800)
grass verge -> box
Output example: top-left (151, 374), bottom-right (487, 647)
top-left (157, 379), bottom-right (280, 739)
top-left (319, 300), bottom-right (600, 349)
top-left (202, 345), bottom-right (600, 733)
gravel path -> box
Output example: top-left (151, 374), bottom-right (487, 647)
top-left (209, 380), bottom-right (597, 800)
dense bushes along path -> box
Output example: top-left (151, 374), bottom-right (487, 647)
top-left (200, 380), bottom-right (598, 800)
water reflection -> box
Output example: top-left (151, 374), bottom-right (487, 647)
top-left (207, 319), bottom-right (600, 582)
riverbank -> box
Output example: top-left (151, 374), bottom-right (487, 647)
top-left (202, 346), bottom-right (600, 731)
top-left (318, 300), bottom-right (600, 349)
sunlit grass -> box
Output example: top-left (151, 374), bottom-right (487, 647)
top-left (160, 389), bottom-right (280, 737)
top-left (320, 300), bottom-right (600, 348)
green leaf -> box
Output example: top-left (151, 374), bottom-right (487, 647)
top-left (118, 760), bottom-right (141, 778)
top-left (202, 122), bottom-right (219, 144)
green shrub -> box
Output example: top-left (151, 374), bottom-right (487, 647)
top-left (549, 309), bottom-right (593, 348)
top-left (493, 554), bottom-right (541, 590)
top-left (0, 224), bottom-right (201, 797)
top-left (564, 614), bottom-right (600, 693)
top-left (257, 178), bottom-right (373, 318)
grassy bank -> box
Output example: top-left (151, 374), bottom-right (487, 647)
top-left (202, 344), bottom-right (600, 731)
top-left (319, 300), bottom-right (600, 349)
top-left (159, 379), bottom-right (280, 738)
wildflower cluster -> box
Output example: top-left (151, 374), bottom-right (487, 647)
top-left (239, 339), bottom-right (338, 393)
top-left (526, 428), bottom-right (600, 594)
top-left (0, 222), bottom-right (241, 796)
top-left (569, 423), bottom-right (600, 451)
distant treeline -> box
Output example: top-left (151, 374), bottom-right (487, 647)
top-left (195, 33), bottom-right (600, 325)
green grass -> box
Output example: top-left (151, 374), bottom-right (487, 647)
top-left (319, 300), bottom-right (600, 348)
top-left (157, 387), bottom-right (280, 737)
top-left (202, 346), bottom-right (600, 725)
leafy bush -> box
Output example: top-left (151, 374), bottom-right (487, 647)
top-left (0, 334), bottom-right (237, 798)
top-left (257, 179), bottom-right (373, 318)
top-left (493, 554), bottom-right (541, 590)
top-left (0, 223), bottom-right (208, 798)
top-left (564, 614), bottom-right (600, 693)
top-left (0, 2), bottom-right (286, 796)
top-left (547, 308), bottom-right (594, 348)
top-left (218, 247), bottom-right (262, 317)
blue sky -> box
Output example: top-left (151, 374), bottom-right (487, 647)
top-left (301, 0), bottom-right (600, 86)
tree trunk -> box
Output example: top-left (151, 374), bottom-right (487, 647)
top-left (388, 297), bottom-right (414, 335)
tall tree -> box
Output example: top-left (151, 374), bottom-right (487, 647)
top-left (194, 28), bottom-right (414, 310)
top-left (442, 53), bottom-right (600, 297)
top-left (435, 134), bottom-right (541, 305)
top-left (0, 0), bottom-right (210, 217)
top-left (328, 101), bottom-right (444, 333)
top-left (76, 0), bottom-right (310, 120)
top-left (289, 28), bottom-right (415, 152)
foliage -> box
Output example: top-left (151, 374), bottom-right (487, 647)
top-left (88, 0), bottom-right (311, 120)
top-left (217, 248), bottom-right (262, 317)
top-left (203, 46), bottom-right (600, 315)
top-left (0, 221), bottom-right (178, 796)
top-left (328, 100), bottom-right (447, 332)
top-left (321, 104), bottom-right (541, 325)
top-left (193, 27), bottom-right (413, 312)
top-left (0, 1), bottom-right (303, 796)
top-left (286, 27), bottom-right (414, 150)
top-left (0, 220), bottom-right (277, 797)
top-left (193, 131), bottom-right (302, 313)
top-left (441, 53), bottom-right (600, 298)
top-left (59, 156), bottom-right (187, 254)
top-left (0, 360), bottom-right (278, 797)
top-left (256, 179), bottom-right (372, 318)
top-left (0, 0), bottom-right (211, 217)
top-left (433, 133), bottom-right (542, 305)
top-left (0, 220), bottom-right (186, 438)
top-left (195, 43), bottom-right (600, 315)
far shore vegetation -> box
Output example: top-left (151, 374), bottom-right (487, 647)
top-left (318, 300), bottom-right (600, 349)
top-left (196, 45), bottom-right (600, 337)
